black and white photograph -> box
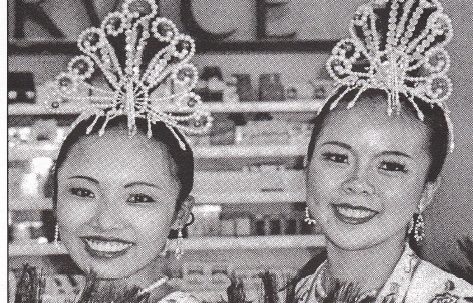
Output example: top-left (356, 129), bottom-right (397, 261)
top-left (6, 0), bottom-right (473, 302)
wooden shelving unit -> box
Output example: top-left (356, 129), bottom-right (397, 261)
top-left (9, 40), bottom-right (337, 55)
top-left (9, 143), bottom-right (307, 161)
top-left (9, 100), bottom-right (318, 258)
top-left (9, 235), bottom-right (325, 256)
top-left (8, 100), bottom-right (323, 115)
top-left (10, 191), bottom-right (306, 210)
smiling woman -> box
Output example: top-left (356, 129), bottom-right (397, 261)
top-left (52, 116), bottom-right (198, 302)
top-left (292, 0), bottom-right (473, 302)
top-left (10, 0), bottom-right (214, 301)
top-left (296, 87), bottom-right (473, 303)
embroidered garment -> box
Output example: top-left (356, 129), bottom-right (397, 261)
top-left (295, 245), bottom-right (473, 303)
top-left (155, 291), bottom-right (200, 303)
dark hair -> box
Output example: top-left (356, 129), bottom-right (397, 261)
top-left (51, 115), bottom-right (194, 213)
top-left (306, 87), bottom-right (449, 183)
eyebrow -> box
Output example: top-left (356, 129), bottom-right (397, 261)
top-left (322, 141), bottom-right (352, 151)
top-left (124, 182), bottom-right (161, 189)
top-left (68, 175), bottom-right (99, 184)
top-left (378, 150), bottom-right (412, 159)
top-left (322, 141), bottom-right (412, 159)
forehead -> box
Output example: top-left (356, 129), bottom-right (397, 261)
top-left (58, 128), bottom-right (176, 183)
top-left (318, 100), bottom-right (430, 155)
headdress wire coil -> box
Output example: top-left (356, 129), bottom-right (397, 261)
top-left (321, 0), bottom-right (454, 152)
top-left (46, 0), bottom-right (213, 150)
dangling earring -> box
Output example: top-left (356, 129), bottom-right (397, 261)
top-left (175, 228), bottom-right (184, 259)
top-left (409, 205), bottom-right (425, 242)
top-left (161, 228), bottom-right (185, 258)
top-left (304, 207), bottom-right (317, 225)
top-left (54, 223), bottom-right (60, 247)
top-left (413, 212), bottom-right (425, 242)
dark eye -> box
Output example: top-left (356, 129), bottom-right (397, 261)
top-left (127, 193), bottom-right (155, 203)
top-left (379, 161), bottom-right (407, 173)
top-left (69, 187), bottom-right (95, 198)
top-left (322, 152), bottom-right (348, 164)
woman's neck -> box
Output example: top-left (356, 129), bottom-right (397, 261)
top-left (103, 257), bottom-right (172, 299)
top-left (324, 231), bottom-right (407, 293)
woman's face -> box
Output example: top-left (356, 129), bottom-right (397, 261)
top-left (306, 99), bottom-right (435, 250)
top-left (56, 128), bottom-right (181, 278)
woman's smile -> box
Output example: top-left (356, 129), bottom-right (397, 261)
top-left (80, 235), bottom-right (135, 259)
top-left (331, 203), bottom-right (379, 225)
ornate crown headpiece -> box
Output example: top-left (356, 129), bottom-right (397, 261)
top-left (46, 0), bottom-right (212, 150)
top-left (324, 0), bottom-right (454, 151)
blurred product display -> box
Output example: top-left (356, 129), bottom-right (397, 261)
top-left (197, 66), bottom-right (226, 102)
top-left (232, 74), bottom-right (255, 102)
top-left (258, 73), bottom-right (285, 101)
top-left (8, 72), bottom-right (36, 104)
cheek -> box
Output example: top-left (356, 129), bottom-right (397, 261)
top-left (307, 167), bottom-right (343, 202)
top-left (56, 197), bottom-right (95, 232)
top-left (130, 206), bottom-right (175, 240)
top-left (374, 176), bottom-right (424, 216)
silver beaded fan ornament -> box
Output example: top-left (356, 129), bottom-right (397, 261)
top-left (323, 0), bottom-right (454, 152)
top-left (46, 0), bottom-right (212, 150)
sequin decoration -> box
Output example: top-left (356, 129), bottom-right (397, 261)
top-left (46, 0), bottom-right (212, 150)
top-left (323, 0), bottom-right (455, 152)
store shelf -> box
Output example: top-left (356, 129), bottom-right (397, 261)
top-left (8, 100), bottom-right (323, 115)
top-left (184, 235), bottom-right (325, 250)
top-left (9, 40), bottom-right (337, 55)
top-left (9, 198), bottom-right (53, 210)
top-left (197, 191), bottom-right (305, 204)
top-left (10, 191), bottom-right (305, 210)
top-left (9, 144), bottom-right (307, 161)
top-left (9, 143), bottom-right (59, 160)
top-left (195, 144), bottom-right (306, 158)
top-left (9, 235), bottom-right (325, 256)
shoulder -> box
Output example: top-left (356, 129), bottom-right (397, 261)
top-left (406, 259), bottom-right (473, 302)
top-left (158, 291), bottom-right (200, 303)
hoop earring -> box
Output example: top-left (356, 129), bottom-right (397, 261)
top-left (304, 207), bottom-right (317, 225)
top-left (54, 223), bottom-right (60, 247)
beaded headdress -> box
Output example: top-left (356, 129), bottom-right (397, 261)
top-left (46, 0), bottom-right (212, 150)
top-left (323, 0), bottom-right (454, 151)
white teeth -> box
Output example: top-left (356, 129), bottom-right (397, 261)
top-left (335, 206), bottom-right (376, 219)
top-left (85, 239), bottom-right (132, 252)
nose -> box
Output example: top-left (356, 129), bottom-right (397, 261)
top-left (342, 167), bottom-right (374, 196)
top-left (89, 197), bottom-right (124, 230)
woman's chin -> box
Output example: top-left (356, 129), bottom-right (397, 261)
top-left (323, 226), bottom-right (381, 251)
top-left (84, 262), bottom-right (131, 279)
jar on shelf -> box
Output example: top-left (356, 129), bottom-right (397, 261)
top-left (232, 73), bottom-right (255, 102)
top-left (282, 215), bottom-right (298, 235)
top-left (220, 218), bottom-right (235, 236)
top-left (258, 73), bottom-right (285, 101)
top-left (234, 214), bottom-right (252, 236)
top-left (253, 215), bottom-right (266, 236)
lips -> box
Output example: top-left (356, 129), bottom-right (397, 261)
top-left (332, 203), bottom-right (379, 225)
top-left (80, 236), bottom-right (134, 259)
